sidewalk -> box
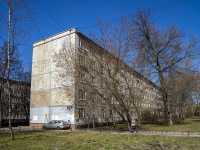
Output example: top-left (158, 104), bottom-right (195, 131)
top-left (73, 128), bottom-right (200, 137)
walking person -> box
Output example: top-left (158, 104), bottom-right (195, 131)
top-left (130, 117), bottom-right (137, 133)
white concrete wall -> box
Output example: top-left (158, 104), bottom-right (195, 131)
top-left (30, 106), bottom-right (75, 124)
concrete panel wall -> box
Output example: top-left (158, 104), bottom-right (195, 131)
top-left (30, 29), bottom-right (77, 124)
top-left (32, 59), bottom-right (51, 76)
top-left (51, 88), bottom-right (74, 106)
top-left (31, 90), bottom-right (50, 107)
top-left (31, 74), bottom-right (50, 91)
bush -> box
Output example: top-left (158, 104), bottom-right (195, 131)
top-left (141, 109), bottom-right (159, 124)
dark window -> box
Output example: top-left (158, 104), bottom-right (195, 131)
top-left (101, 109), bottom-right (105, 118)
top-left (79, 90), bottom-right (86, 100)
top-left (79, 72), bottom-right (85, 82)
top-left (109, 110), bottom-right (113, 118)
top-left (79, 108), bottom-right (85, 118)
top-left (90, 76), bottom-right (96, 84)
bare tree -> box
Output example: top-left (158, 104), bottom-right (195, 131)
top-left (166, 69), bottom-right (199, 120)
top-left (54, 25), bottom-right (160, 129)
top-left (131, 10), bottom-right (198, 125)
top-left (0, 0), bottom-right (31, 140)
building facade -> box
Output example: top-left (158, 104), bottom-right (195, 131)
top-left (30, 28), bottom-right (161, 127)
top-left (0, 78), bottom-right (30, 127)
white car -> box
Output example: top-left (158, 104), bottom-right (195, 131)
top-left (42, 120), bottom-right (70, 130)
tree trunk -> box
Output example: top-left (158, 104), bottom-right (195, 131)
top-left (163, 94), bottom-right (173, 126)
top-left (7, 1), bottom-right (14, 140)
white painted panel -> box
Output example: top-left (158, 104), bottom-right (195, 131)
top-left (30, 106), bottom-right (75, 124)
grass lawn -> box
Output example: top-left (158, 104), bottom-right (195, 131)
top-left (0, 131), bottom-right (200, 150)
top-left (138, 116), bottom-right (200, 132)
top-left (97, 116), bottom-right (200, 133)
top-left (0, 116), bottom-right (199, 150)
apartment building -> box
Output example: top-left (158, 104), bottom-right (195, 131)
top-left (30, 28), bottom-right (161, 127)
top-left (0, 78), bottom-right (30, 127)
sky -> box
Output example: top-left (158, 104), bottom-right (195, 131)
top-left (1, 0), bottom-right (200, 68)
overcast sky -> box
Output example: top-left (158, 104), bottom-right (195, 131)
top-left (1, 0), bottom-right (200, 67)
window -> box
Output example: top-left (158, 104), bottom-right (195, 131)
top-left (79, 38), bottom-right (85, 49)
top-left (79, 55), bottom-right (85, 65)
top-left (100, 65), bottom-right (106, 74)
top-left (90, 92), bottom-right (96, 102)
top-left (118, 85), bottom-right (124, 94)
top-left (4, 113), bottom-right (8, 118)
top-left (108, 68), bottom-right (111, 76)
top-left (15, 105), bottom-right (21, 109)
top-left (91, 49), bottom-right (96, 55)
top-left (79, 108), bottom-right (85, 118)
top-left (109, 110), bottom-right (113, 118)
top-left (101, 96), bottom-right (106, 104)
top-left (101, 82), bottom-right (106, 89)
top-left (90, 60), bottom-right (96, 70)
top-left (79, 72), bottom-right (85, 82)
top-left (79, 90), bottom-right (86, 100)
top-left (101, 109), bottom-right (105, 118)
top-left (108, 96), bottom-right (112, 104)
top-left (100, 65), bottom-right (103, 74)
top-left (90, 76), bottom-right (96, 85)
top-left (91, 109), bottom-right (96, 118)
top-left (113, 97), bottom-right (119, 104)
top-left (17, 91), bottom-right (20, 96)
top-left (15, 112), bottom-right (19, 118)
top-left (16, 98), bottom-right (21, 102)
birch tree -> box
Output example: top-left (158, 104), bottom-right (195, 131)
top-left (0, 0), bottom-right (31, 140)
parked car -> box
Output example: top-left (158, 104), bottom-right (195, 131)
top-left (42, 120), bottom-right (70, 130)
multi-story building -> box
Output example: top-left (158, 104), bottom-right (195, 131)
top-left (0, 77), bottom-right (30, 127)
top-left (30, 28), bottom-right (161, 128)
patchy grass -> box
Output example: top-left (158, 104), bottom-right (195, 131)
top-left (0, 131), bottom-right (200, 150)
top-left (96, 116), bottom-right (200, 132)
top-left (0, 117), bottom-right (199, 149)
top-left (138, 116), bottom-right (200, 132)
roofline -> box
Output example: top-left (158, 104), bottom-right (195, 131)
top-left (33, 28), bottom-right (76, 47)
top-left (76, 32), bottom-right (160, 90)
